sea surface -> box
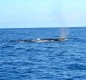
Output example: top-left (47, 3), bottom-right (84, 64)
top-left (0, 27), bottom-right (86, 80)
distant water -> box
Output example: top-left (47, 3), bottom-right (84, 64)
top-left (0, 27), bottom-right (86, 80)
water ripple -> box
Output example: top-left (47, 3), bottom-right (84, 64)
top-left (67, 63), bottom-right (86, 70)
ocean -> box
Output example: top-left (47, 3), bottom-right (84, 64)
top-left (0, 27), bottom-right (86, 80)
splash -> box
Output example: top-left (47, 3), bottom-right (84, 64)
top-left (59, 27), bottom-right (69, 40)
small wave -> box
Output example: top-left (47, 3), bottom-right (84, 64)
top-left (2, 45), bottom-right (14, 48)
top-left (70, 37), bottom-right (86, 43)
top-left (62, 78), bottom-right (73, 80)
top-left (15, 47), bottom-right (25, 50)
top-left (45, 46), bottom-right (58, 49)
top-left (67, 63), bottom-right (86, 70)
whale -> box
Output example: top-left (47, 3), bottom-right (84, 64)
top-left (13, 38), bottom-right (66, 43)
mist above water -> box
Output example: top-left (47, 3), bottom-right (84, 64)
top-left (60, 27), bottom-right (69, 39)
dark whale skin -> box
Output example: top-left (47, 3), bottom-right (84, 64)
top-left (12, 38), bottom-right (65, 43)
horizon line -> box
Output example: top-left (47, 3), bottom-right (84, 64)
top-left (0, 26), bottom-right (86, 29)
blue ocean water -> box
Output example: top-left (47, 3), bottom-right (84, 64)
top-left (0, 27), bottom-right (86, 80)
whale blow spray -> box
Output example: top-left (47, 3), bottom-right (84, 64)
top-left (59, 27), bottom-right (69, 41)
